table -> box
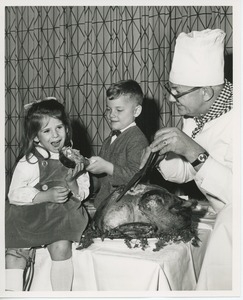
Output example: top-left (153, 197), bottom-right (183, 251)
top-left (30, 221), bottom-right (213, 291)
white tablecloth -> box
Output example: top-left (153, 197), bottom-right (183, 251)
top-left (30, 222), bottom-right (213, 291)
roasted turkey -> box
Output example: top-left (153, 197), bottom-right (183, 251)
top-left (93, 183), bottom-right (197, 235)
top-left (79, 183), bottom-right (199, 250)
top-left (79, 151), bottom-right (200, 250)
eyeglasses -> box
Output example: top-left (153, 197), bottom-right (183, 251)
top-left (163, 82), bottom-right (201, 101)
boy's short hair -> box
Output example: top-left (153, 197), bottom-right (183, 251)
top-left (106, 79), bottom-right (143, 105)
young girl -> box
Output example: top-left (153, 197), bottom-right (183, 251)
top-left (5, 98), bottom-right (90, 291)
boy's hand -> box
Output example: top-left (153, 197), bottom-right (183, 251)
top-left (86, 156), bottom-right (114, 175)
top-left (33, 186), bottom-right (70, 204)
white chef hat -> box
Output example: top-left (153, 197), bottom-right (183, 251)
top-left (169, 28), bottom-right (226, 87)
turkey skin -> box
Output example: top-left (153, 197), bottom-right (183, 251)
top-left (92, 183), bottom-right (197, 236)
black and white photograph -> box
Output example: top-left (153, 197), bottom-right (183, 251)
top-left (0, 0), bottom-right (242, 298)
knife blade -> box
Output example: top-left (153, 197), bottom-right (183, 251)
top-left (115, 151), bottom-right (159, 202)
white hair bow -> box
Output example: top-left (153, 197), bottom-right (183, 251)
top-left (24, 97), bottom-right (57, 110)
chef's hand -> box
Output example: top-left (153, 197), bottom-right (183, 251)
top-left (141, 127), bottom-right (205, 168)
top-left (140, 146), bottom-right (165, 169)
top-left (86, 156), bottom-right (114, 175)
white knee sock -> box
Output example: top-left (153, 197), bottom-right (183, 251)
top-left (50, 257), bottom-right (74, 291)
top-left (5, 269), bottom-right (24, 291)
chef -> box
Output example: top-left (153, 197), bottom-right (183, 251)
top-left (141, 28), bottom-right (233, 290)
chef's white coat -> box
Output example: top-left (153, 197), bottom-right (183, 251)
top-left (158, 109), bottom-right (234, 290)
top-left (158, 109), bottom-right (233, 213)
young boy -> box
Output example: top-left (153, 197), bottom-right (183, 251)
top-left (86, 79), bottom-right (149, 209)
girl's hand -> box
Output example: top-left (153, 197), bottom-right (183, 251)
top-left (86, 156), bottom-right (114, 175)
top-left (65, 162), bottom-right (85, 181)
top-left (48, 186), bottom-right (70, 203)
top-left (33, 186), bottom-right (70, 204)
top-left (65, 174), bottom-right (79, 197)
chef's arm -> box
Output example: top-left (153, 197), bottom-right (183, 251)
top-left (195, 156), bottom-right (232, 206)
top-left (158, 152), bottom-right (232, 212)
top-left (158, 152), bottom-right (196, 183)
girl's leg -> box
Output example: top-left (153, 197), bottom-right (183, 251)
top-left (5, 249), bottom-right (28, 291)
top-left (47, 240), bottom-right (73, 291)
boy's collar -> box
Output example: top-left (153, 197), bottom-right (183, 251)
top-left (120, 122), bottom-right (136, 133)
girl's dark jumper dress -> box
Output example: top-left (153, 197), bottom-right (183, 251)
top-left (5, 150), bottom-right (89, 248)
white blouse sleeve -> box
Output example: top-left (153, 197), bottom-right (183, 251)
top-left (8, 157), bottom-right (40, 205)
top-left (77, 171), bottom-right (90, 201)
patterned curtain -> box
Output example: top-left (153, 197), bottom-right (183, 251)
top-left (5, 6), bottom-right (233, 187)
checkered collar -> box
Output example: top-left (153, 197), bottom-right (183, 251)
top-left (192, 80), bottom-right (233, 138)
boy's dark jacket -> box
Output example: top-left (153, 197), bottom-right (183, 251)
top-left (94, 125), bottom-right (148, 208)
